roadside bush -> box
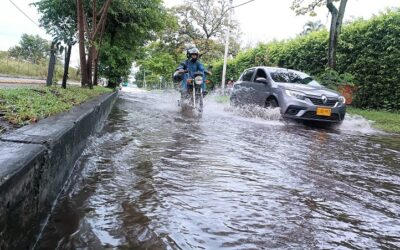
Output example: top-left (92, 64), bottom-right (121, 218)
top-left (338, 11), bottom-right (400, 110)
top-left (316, 68), bottom-right (356, 90)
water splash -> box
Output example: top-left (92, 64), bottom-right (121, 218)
top-left (339, 114), bottom-right (380, 134)
top-left (225, 104), bottom-right (282, 120)
top-left (122, 89), bottom-right (380, 134)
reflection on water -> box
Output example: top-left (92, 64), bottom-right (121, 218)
top-left (37, 90), bottom-right (400, 249)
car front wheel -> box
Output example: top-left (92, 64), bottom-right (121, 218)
top-left (265, 97), bottom-right (279, 108)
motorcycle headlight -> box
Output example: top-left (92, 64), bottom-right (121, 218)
top-left (285, 90), bottom-right (306, 100)
top-left (194, 76), bottom-right (203, 85)
top-left (338, 96), bottom-right (346, 104)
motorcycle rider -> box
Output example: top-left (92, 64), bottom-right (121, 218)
top-left (173, 47), bottom-right (207, 95)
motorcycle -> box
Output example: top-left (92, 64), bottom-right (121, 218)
top-left (174, 70), bottom-right (205, 115)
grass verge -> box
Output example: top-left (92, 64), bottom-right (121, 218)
top-left (347, 107), bottom-right (400, 133)
top-left (0, 86), bottom-right (113, 128)
top-left (0, 52), bottom-right (80, 81)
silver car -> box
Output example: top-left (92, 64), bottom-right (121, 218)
top-left (230, 67), bottom-right (346, 123)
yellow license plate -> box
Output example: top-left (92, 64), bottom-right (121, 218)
top-left (316, 107), bottom-right (332, 116)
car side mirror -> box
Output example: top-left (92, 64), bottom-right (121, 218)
top-left (255, 77), bottom-right (268, 84)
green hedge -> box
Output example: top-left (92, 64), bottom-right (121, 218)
top-left (210, 10), bottom-right (400, 110)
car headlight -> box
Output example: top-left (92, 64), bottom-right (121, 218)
top-left (285, 90), bottom-right (306, 100)
top-left (338, 96), bottom-right (346, 104)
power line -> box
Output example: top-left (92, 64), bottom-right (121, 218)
top-left (232, 0), bottom-right (257, 9)
top-left (9, 0), bottom-right (40, 27)
top-left (223, 0), bottom-right (257, 16)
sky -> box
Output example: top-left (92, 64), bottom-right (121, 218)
top-left (165, 0), bottom-right (400, 46)
top-left (0, 0), bottom-right (399, 66)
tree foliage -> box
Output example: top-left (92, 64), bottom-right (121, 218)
top-left (33, 0), bottom-right (76, 44)
top-left (291, 0), bottom-right (340, 16)
top-left (35, 0), bottom-right (168, 88)
top-left (98, 0), bottom-right (168, 87)
top-left (171, 0), bottom-right (240, 62)
top-left (173, 0), bottom-right (230, 40)
top-left (8, 34), bottom-right (50, 64)
top-left (301, 20), bottom-right (325, 35)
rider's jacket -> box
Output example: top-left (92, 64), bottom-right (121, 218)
top-left (176, 59), bottom-right (206, 91)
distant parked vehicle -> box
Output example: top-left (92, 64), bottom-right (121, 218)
top-left (230, 67), bottom-right (346, 124)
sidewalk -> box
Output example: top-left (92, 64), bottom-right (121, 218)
top-left (0, 76), bottom-right (45, 88)
top-left (0, 76), bottom-right (81, 88)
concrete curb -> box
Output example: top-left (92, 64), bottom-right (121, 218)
top-left (0, 91), bottom-right (118, 249)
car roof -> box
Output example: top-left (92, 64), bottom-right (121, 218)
top-left (248, 66), bottom-right (309, 77)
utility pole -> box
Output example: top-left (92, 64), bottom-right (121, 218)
top-left (143, 69), bottom-right (146, 89)
top-left (221, 0), bottom-right (257, 93)
top-left (221, 0), bottom-right (233, 94)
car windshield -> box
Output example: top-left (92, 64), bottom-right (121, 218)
top-left (270, 70), bottom-right (321, 86)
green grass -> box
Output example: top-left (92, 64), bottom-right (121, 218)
top-left (0, 53), bottom-right (80, 81)
top-left (347, 107), bottom-right (400, 133)
top-left (0, 86), bottom-right (113, 126)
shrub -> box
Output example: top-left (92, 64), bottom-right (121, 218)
top-left (316, 68), bottom-right (356, 90)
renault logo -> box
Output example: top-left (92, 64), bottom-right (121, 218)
top-left (321, 95), bottom-right (328, 104)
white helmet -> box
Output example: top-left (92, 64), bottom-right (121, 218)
top-left (187, 47), bottom-right (200, 58)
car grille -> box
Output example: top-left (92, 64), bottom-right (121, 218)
top-left (307, 97), bottom-right (337, 107)
top-left (302, 111), bottom-right (340, 121)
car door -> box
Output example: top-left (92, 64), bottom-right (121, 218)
top-left (234, 68), bottom-right (256, 105)
top-left (240, 68), bottom-right (256, 104)
top-left (248, 68), bottom-right (271, 106)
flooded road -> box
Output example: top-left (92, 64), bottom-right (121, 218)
top-left (37, 89), bottom-right (400, 249)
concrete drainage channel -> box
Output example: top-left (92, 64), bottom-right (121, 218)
top-left (0, 91), bottom-right (118, 249)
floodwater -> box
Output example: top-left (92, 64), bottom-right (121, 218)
top-left (36, 88), bottom-right (400, 249)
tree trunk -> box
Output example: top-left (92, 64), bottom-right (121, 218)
top-left (77, 0), bottom-right (112, 88)
top-left (93, 49), bottom-right (99, 86)
top-left (87, 45), bottom-right (94, 88)
top-left (46, 42), bottom-right (56, 87)
top-left (62, 44), bottom-right (72, 89)
top-left (85, 0), bottom-right (98, 89)
top-left (77, 0), bottom-right (88, 86)
top-left (93, 14), bottom-right (107, 86)
top-left (327, 9), bottom-right (338, 69)
top-left (326, 0), bottom-right (348, 69)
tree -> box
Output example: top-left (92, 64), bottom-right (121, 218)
top-left (76, 0), bottom-right (112, 88)
top-left (133, 11), bottom-right (184, 86)
top-left (34, 0), bottom-right (77, 88)
top-left (301, 20), bottom-right (325, 35)
top-left (172, 0), bottom-right (240, 62)
top-left (135, 42), bottom-right (177, 89)
top-left (37, 0), bottom-right (113, 88)
top-left (8, 34), bottom-right (50, 64)
top-left (98, 0), bottom-right (168, 88)
top-left (292, 0), bottom-right (348, 69)
top-left (35, 0), bottom-right (168, 89)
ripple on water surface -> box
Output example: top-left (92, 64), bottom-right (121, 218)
top-left (36, 90), bottom-right (400, 249)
